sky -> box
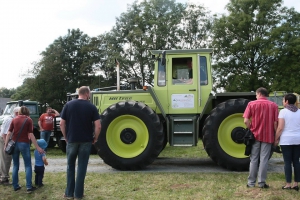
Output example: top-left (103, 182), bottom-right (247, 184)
top-left (1, 0), bottom-right (299, 89)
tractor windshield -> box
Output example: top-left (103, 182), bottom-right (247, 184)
top-left (2, 103), bottom-right (18, 116)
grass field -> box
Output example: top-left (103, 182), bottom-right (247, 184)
top-left (0, 142), bottom-right (294, 200)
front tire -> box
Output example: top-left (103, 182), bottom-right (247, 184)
top-left (95, 101), bottom-right (164, 170)
top-left (202, 99), bottom-right (250, 171)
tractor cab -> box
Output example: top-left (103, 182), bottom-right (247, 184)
top-left (151, 49), bottom-right (213, 115)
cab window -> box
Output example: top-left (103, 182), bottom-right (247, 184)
top-left (157, 61), bottom-right (166, 86)
top-left (199, 56), bottom-right (208, 85)
top-left (172, 57), bottom-right (193, 85)
top-left (26, 105), bottom-right (37, 114)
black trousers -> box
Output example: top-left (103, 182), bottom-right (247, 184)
top-left (34, 165), bottom-right (45, 186)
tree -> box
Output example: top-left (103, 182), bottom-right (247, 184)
top-left (0, 87), bottom-right (16, 98)
top-left (267, 8), bottom-right (300, 93)
top-left (87, 32), bottom-right (124, 89)
top-left (211, 0), bottom-right (291, 92)
top-left (28, 29), bottom-right (97, 110)
top-left (112, 0), bottom-right (186, 87)
top-left (179, 3), bottom-right (213, 49)
top-left (10, 78), bottom-right (36, 100)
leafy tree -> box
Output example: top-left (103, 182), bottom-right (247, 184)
top-left (27, 29), bottom-right (97, 110)
top-left (0, 87), bottom-right (16, 98)
top-left (112, 0), bottom-right (186, 87)
top-left (179, 3), bottom-right (213, 49)
top-left (211, 0), bottom-right (289, 92)
top-left (87, 32), bottom-right (123, 89)
top-left (267, 8), bottom-right (300, 93)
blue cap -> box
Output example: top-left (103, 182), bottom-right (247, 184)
top-left (37, 139), bottom-right (48, 149)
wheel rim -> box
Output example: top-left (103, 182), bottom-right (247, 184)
top-left (218, 113), bottom-right (247, 158)
top-left (107, 115), bottom-right (149, 158)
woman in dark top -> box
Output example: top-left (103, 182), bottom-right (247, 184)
top-left (4, 106), bottom-right (43, 193)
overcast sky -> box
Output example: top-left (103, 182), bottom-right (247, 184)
top-left (1, 0), bottom-right (299, 89)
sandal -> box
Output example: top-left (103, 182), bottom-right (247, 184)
top-left (291, 186), bottom-right (299, 191)
top-left (282, 186), bottom-right (291, 190)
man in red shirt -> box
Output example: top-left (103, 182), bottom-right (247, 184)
top-left (38, 107), bottom-right (59, 149)
top-left (243, 87), bottom-right (278, 188)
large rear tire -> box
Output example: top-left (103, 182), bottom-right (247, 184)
top-left (95, 101), bottom-right (164, 170)
top-left (202, 99), bottom-right (250, 171)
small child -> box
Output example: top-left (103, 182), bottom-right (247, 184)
top-left (34, 139), bottom-right (48, 187)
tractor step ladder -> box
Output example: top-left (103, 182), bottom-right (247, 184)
top-left (169, 115), bottom-right (197, 146)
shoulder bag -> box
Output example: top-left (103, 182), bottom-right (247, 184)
top-left (243, 128), bottom-right (255, 156)
top-left (5, 118), bottom-right (28, 155)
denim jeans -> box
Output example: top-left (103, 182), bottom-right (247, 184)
top-left (40, 130), bottom-right (51, 146)
top-left (34, 165), bottom-right (45, 186)
top-left (12, 142), bottom-right (33, 190)
top-left (65, 142), bottom-right (92, 198)
top-left (280, 145), bottom-right (300, 183)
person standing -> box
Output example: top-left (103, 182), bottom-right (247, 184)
top-left (0, 107), bottom-right (20, 185)
top-left (243, 87), bottom-right (279, 188)
top-left (4, 106), bottom-right (44, 193)
top-left (34, 139), bottom-right (48, 187)
top-left (38, 107), bottom-right (60, 148)
top-left (60, 86), bottom-right (101, 199)
top-left (274, 93), bottom-right (300, 191)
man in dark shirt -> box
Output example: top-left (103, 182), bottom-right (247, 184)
top-left (60, 86), bottom-right (101, 199)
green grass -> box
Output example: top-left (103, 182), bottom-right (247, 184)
top-left (1, 142), bottom-right (286, 200)
top-left (0, 172), bottom-right (298, 200)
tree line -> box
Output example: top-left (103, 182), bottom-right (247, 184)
top-left (1, 0), bottom-right (299, 111)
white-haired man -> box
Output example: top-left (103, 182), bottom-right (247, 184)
top-left (0, 106), bottom-right (20, 185)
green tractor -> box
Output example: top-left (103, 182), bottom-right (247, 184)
top-left (89, 49), bottom-right (266, 171)
top-left (0, 100), bottom-right (42, 140)
top-left (0, 100), bottom-right (58, 148)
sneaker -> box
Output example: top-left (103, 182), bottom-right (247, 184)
top-left (27, 186), bottom-right (37, 193)
top-left (74, 195), bottom-right (84, 200)
top-left (247, 184), bottom-right (254, 188)
top-left (14, 186), bottom-right (22, 191)
top-left (259, 184), bottom-right (269, 189)
top-left (38, 184), bottom-right (44, 187)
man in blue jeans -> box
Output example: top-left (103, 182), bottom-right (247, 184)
top-left (38, 107), bottom-right (60, 150)
top-left (60, 86), bottom-right (101, 199)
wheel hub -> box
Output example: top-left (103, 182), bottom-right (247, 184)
top-left (120, 128), bottom-right (137, 144)
top-left (231, 127), bottom-right (246, 144)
